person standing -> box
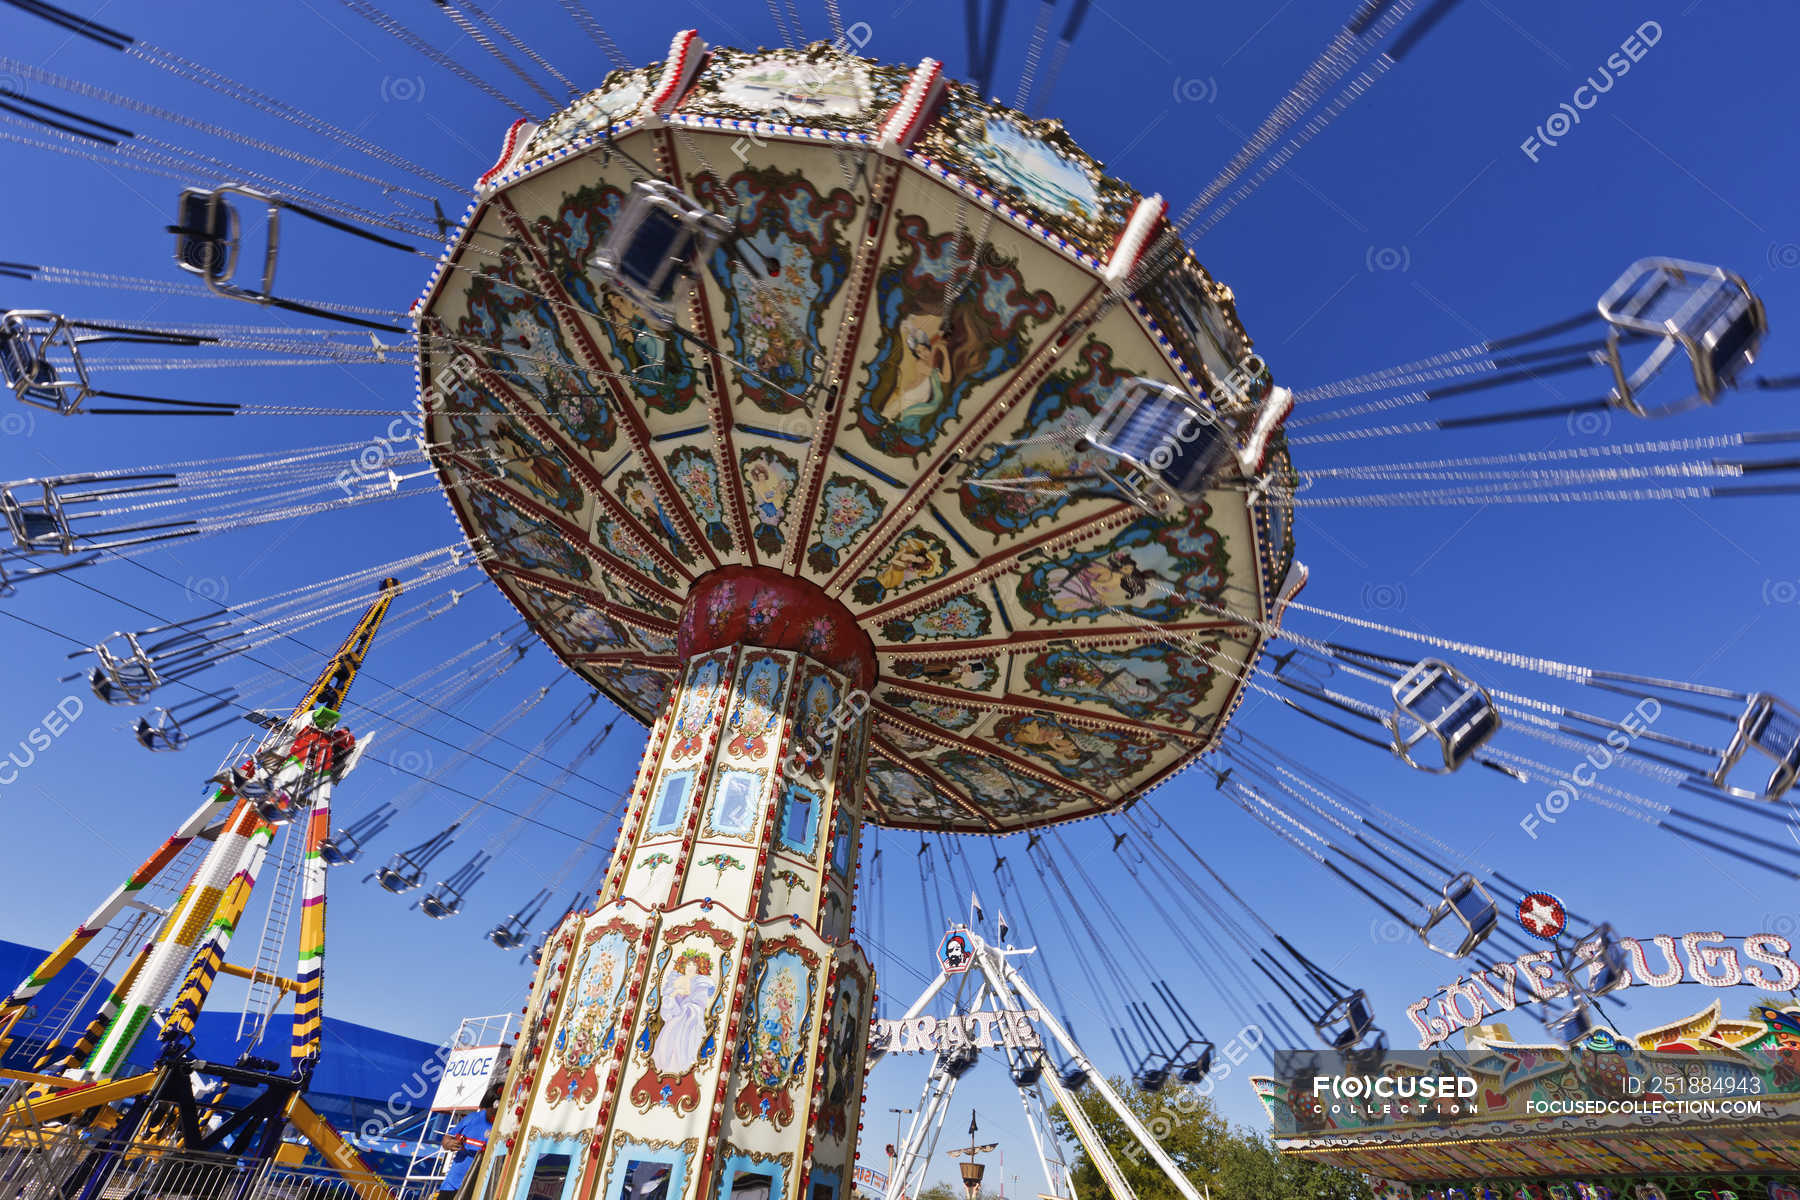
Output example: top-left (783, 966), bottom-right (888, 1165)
top-left (439, 1083), bottom-right (500, 1200)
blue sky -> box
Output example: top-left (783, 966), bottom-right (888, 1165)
top-left (3, 0), bottom-right (1800, 1192)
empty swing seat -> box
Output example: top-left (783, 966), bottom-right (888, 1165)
top-left (590, 181), bottom-right (731, 328)
top-left (1084, 375), bottom-right (1295, 515)
top-left (1543, 999), bottom-right (1600, 1047)
top-left (487, 921), bottom-right (528, 950)
top-left (134, 710), bottom-right (187, 752)
top-left (1571, 923), bottom-right (1629, 997)
top-left (1597, 258), bottom-right (1767, 417)
top-left (173, 187), bottom-right (242, 283)
top-left (1418, 873), bottom-right (1500, 959)
top-left (1057, 1060), bottom-right (1089, 1091)
top-left (0, 321), bottom-right (55, 405)
top-left (376, 858), bottom-right (425, 894)
top-left (421, 884), bottom-right (466, 919)
top-left (1714, 692), bottom-right (1800, 802)
top-left (1318, 990), bottom-right (1378, 1052)
top-left (318, 833), bottom-right (361, 867)
top-left (1086, 380), bottom-right (1237, 510)
top-left (1387, 659), bottom-right (1500, 773)
top-left (1, 310), bottom-right (86, 411)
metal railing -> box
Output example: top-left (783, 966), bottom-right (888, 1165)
top-left (0, 1111), bottom-right (438, 1200)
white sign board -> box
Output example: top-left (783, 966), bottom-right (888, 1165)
top-left (430, 1043), bottom-right (505, 1111)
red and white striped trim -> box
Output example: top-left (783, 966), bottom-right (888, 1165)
top-left (477, 118), bottom-right (537, 190)
top-left (878, 58), bottom-right (945, 152)
top-left (648, 30), bottom-right (707, 115)
top-left (1236, 385), bottom-right (1295, 477)
top-left (1103, 193), bottom-right (1167, 288)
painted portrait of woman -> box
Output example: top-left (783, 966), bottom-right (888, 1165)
top-left (651, 948), bottom-right (717, 1076)
top-left (854, 216), bottom-right (1055, 460)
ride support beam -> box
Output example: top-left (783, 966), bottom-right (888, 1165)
top-left (289, 777), bottom-right (334, 1069)
top-left (0, 1070), bottom-right (156, 1128)
top-left (994, 952), bottom-right (1209, 1200)
top-left (161, 815), bottom-right (278, 1042)
top-left (285, 1092), bottom-right (398, 1200)
top-left (81, 804), bottom-right (271, 1078)
top-left (215, 961), bottom-right (300, 995)
top-left (0, 784), bottom-right (238, 1053)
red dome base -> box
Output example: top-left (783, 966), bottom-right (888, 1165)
top-left (676, 566), bottom-right (878, 692)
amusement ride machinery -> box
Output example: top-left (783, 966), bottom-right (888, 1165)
top-left (0, 581), bottom-right (402, 1197)
top-left (393, 16), bottom-right (1792, 1200)
top-left (1, 0), bottom-right (1798, 1196)
top-left (404, 26), bottom-right (1344, 1200)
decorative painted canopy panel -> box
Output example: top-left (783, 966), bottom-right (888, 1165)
top-left (421, 38), bottom-right (1297, 833)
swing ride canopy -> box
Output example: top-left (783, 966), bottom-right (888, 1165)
top-left (419, 35), bottom-right (1299, 833)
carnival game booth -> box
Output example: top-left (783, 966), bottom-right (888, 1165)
top-left (1253, 1003), bottom-right (1800, 1198)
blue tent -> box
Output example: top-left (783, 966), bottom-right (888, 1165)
top-left (1, 939), bottom-right (445, 1135)
top-left (0, 937), bottom-right (117, 1071)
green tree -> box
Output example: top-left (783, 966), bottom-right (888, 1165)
top-left (1048, 1076), bottom-right (1369, 1200)
top-left (915, 1184), bottom-right (1005, 1200)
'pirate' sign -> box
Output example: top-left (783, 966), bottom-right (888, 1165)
top-left (870, 1010), bottom-right (1045, 1057)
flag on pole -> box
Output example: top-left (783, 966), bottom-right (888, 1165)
top-left (969, 1109), bottom-right (979, 1136)
top-left (970, 891), bottom-right (984, 925)
top-left (997, 911), bottom-right (1009, 943)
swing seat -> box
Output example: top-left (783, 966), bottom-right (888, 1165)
top-left (134, 710), bottom-right (187, 752)
top-left (1543, 999), bottom-right (1599, 1046)
top-left (1132, 1061), bottom-right (1170, 1092)
top-left (87, 666), bottom-right (139, 706)
top-left (942, 1043), bottom-right (979, 1079)
top-left (1570, 924), bottom-right (1629, 998)
top-left (421, 884), bottom-right (466, 919)
top-left (1317, 990), bottom-right (1378, 1051)
top-left (1085, 377), bottom-right (1294, 514)
top-left (319, 830), bottom-right (364, 867)
top-left (251, 791), bottom-right (295, 825)
top-left (90, 638), bottom-right (160, 704)
top-left (1057, 1061), bottom-right (1088, 1091)
top-left (487, 922), bottom-right (528, 950)
top-left (0, 322), bottom-right (57, 406)
top-left (1418, 873), bottom-right (1499, 959)
top-left (172, 185), bottom-right (280, 304)
top-left (1174, 1040), bottom-right (1214, 1084)
top-left (376, 861), bottom-right (423, 893)
top-left (173, 188), bottom-right (239, 281)
top-left (1387, 659), bottom-right (1499, 773)
top-left (590, 181), bottom-right (731, 329)
top-left (1597, 258), bottom-right (1767, 418)
top-left (1714, 692), bottom-right (1800, 802)
top-left (1, 310), bottom-right (89, 412)
top-left (1008, 1059), bottom-right (1042, 1087)
top-left (1341, 1029), bottom-right (1387, 1075)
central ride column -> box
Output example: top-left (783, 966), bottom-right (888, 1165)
top-left (482, 567), bottom-right (877, 1200)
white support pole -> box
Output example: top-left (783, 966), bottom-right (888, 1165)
top-left (885, 972), bottom-right (977, 1200)
top-left (1014, 1079), bottom-right (1073, 1200)
top-left (994, 946), bottom-right (1209, 1200)
top-left (969, 948), bottom-right (1137, 1200)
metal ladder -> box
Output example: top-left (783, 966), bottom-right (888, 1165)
top-left (238, 815), bottom-right (304, 1047)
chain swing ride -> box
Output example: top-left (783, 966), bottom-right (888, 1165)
top-left (3, 0), bottom-right (1800, 1195)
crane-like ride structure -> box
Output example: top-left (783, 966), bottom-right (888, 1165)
top-left (0, 580), bottom-right (401, 1200)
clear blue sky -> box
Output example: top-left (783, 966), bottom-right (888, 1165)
top-left (3, 0), bottom-right (1799, 1192)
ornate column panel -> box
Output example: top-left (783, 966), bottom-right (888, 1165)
top-left (483, 570), bottom-right (876, 1200)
